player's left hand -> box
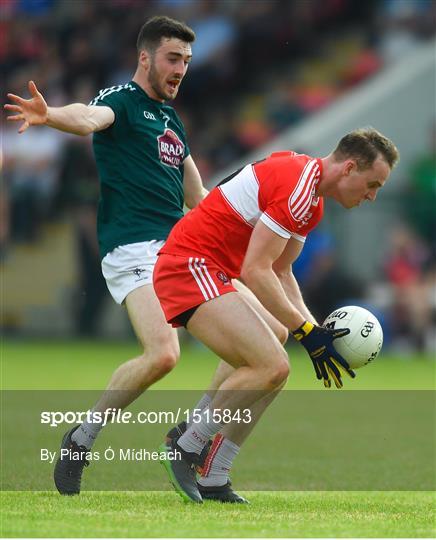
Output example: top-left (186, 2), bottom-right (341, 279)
top-left (292, 321), bottom-right (356, 388)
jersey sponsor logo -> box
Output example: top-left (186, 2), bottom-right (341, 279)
top-left (157, 128), bottom-right (185, 168)
top-left (143, 111), bottom-right (156, 120)
top-left (288, 159), bottom-right (320, 222)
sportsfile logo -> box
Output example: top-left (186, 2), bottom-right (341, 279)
top-left (40, 408), bottom-right (252, 427)
top-left (40, 408), bottom-right (183, 427)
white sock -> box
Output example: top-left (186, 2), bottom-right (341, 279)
top-left (71, 410), bottom-right (104, 449)
top-left (188, 393), bottom-right (212, 427)
top-left (198, 435), bottom-right (240, 487)
top-left (177, 407), bottom-right (222, 455)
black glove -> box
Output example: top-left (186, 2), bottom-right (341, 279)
top-left (292, 321), bottom-right (355, 388)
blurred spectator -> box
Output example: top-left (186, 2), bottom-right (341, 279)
top-left (3, 124), bottom-right (65, 242)
top-left (189, 2), bottom-right (236, 70)
top-left (383, 224), bottom-right (434, 351)
top-left (0, 171), bottom-right (10, 262)
top-left (55, 136), bottom-right (109, 337)
top-left (265, 80), bottom-right (305, 132)
top-left (405, 121), bottom-right (436, 247)
top-left (377, 0), bottom-right (436, 63)
top-left (180, 1), bottom-right (237, 105)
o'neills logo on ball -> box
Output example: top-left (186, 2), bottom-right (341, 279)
top-left (157, 129), bottom-right (185, 168)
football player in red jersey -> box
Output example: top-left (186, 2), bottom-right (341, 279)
top-left (156, 128), bottom-right (399, 503)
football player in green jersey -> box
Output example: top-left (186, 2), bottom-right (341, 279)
top-left (5, 15), bottom-right (287, 503)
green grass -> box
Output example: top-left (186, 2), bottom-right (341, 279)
top-left (2, 339), bottom-right (435, 390)
top-left (1, 491), bottom-right (435, 538)
top-left (1, 339), bottom-right (435, 537)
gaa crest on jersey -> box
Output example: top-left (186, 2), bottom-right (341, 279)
top-left (157, 128), bottom-right (185, 168)
top-left (216, 271), bottom-right (230, 285)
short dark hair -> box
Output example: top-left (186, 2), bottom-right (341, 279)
top-left (333, 127), bottom-right (400, 170)
top-left (136, 16), bottom-right (195, 54)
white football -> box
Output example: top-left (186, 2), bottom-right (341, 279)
top-left (323, 306), bottom-right (383, 369)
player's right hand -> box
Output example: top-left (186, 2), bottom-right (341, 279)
top-left (292, 321), bottom-right (355, 389)
top-left (4, 81), bottom-right (48, 133)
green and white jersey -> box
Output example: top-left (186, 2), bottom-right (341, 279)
top-left (90, 81), bottom-right (190, 258)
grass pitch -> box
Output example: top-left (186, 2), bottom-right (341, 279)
top-left (2, 491), bottom-right (435, 538)
top-left (2, 338), bottom-right (435, 390)
top-left (1, 339), bottom-right (435, 537)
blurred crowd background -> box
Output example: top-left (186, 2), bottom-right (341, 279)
top-left (2, 0), bottom-right (435, 353)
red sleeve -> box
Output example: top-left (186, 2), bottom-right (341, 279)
top-left (258, 158), bottom-right (322, 242)
top-left (295, 197), bottom-right (324, 237)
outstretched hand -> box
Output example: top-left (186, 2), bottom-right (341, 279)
top-left (4, 81), bottom-right (48, 133)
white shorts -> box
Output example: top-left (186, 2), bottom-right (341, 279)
top-left (101, 240), bottom-right (165, 304)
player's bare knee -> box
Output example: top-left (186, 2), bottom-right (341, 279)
top-left (139, 347), bottom-right (179, 378)
top-left (152, 349), bottom-right (179, 375)
top-left (266, 357), bottom-right (290, 388)
top-left (159, 350), bottom-right (179, 374)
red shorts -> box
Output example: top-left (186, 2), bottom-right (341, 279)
top-left (153, 253), bottom-right (237, 327)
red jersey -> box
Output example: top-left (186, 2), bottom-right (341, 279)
top-left (160, 152), bottom-right (324, 279)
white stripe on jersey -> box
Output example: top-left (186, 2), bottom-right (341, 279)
top-left (292, 163), bottom-right (319, 219)
top-left (260, 213), bottom-right (292, 239)
top-left (288, 160), bottom-right (312, 207)
top-left (199, 258), bottom-right (220, 297)
top-left (251, 165), bottom-right (260, 185)
top-left (189, 257), bottom-right (209, 300)
top-left (195, 258), bottom-right (215, 299)
top-left (260, 214), bottom-right (307, 243)
top-left (291, 232), bottom-right (306, 243)
top-left (188, 258), bottom-right (220, 301)
top-left (288, 159), bottom-right (320, 221)
top-left (218, 164), bottom-right (261, 227)
top-left (292, 162), bottom-right (318, 216)
top-left (89, 83), bottom-right (136, 106)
